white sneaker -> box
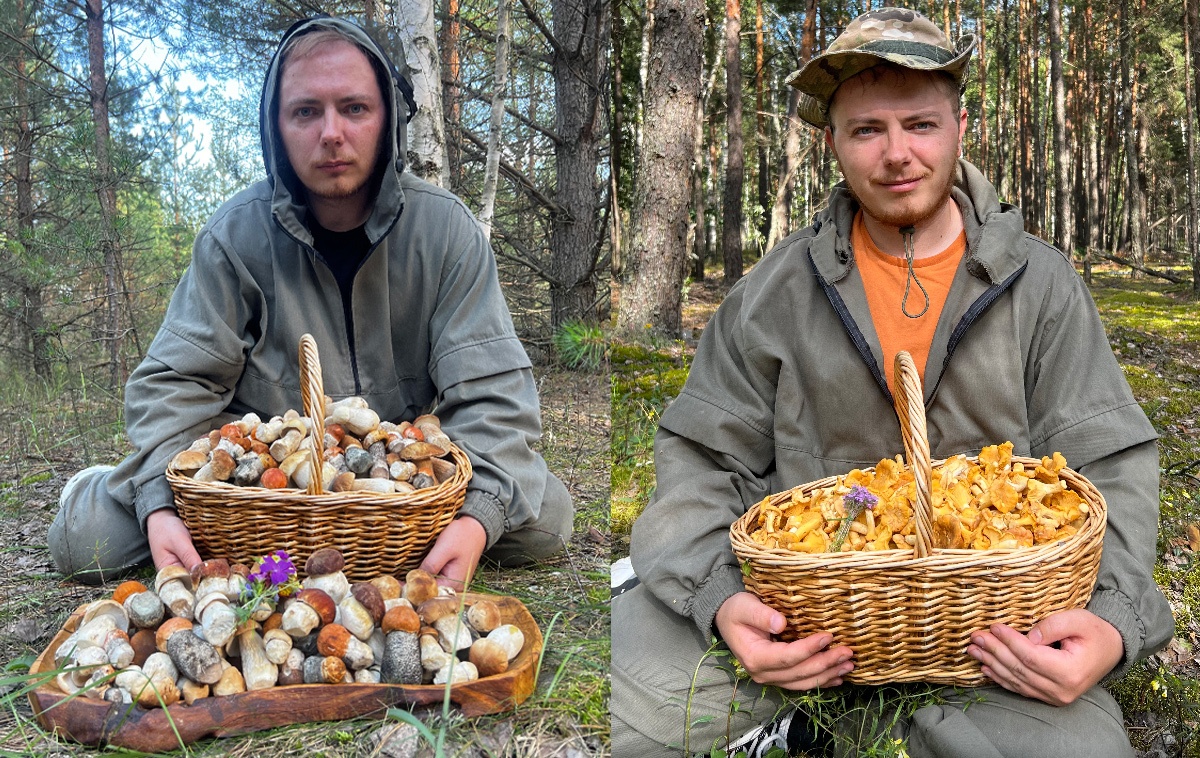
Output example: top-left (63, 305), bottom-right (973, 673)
top-left (721, 708), bottom-right (797, 758)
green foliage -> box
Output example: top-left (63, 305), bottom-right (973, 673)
top-left (610, 339), bottom-right (692, 545)
top-left (552, 320), bottom-right (608, 371)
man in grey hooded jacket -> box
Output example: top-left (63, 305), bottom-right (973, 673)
top-left (612, 7), bottom-right (1171, 758)
top-left (49, 16), bottom-right (573, 588)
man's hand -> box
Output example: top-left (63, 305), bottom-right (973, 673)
top-left (146, 509), bottom-right (202, 572)
top-left (715, 591), bottom-right (853, 690)
top-left (419, 515), bottom-right (487, 591)
top-left (967, 608), bottom-right (1124, 706)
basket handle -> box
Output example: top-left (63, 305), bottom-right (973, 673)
top-left (299, 334), bottom-right (327, 496)
top-left (892, 352), bottom-right (932, 558)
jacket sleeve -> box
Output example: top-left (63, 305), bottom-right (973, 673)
top-left (422, 203), bottom-right (555, 548)
top-left (106, 231), bottom-right (257, 530)
top-left (1026, 265), bottom-right (1173, 677)
top-left (631, 283), bottom-right (779, 640)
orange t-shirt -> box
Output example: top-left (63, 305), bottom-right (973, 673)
top-left (852, 211), bottom-right (966, 391)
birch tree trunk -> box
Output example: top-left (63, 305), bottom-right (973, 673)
top-left (85, 0), bottom-right (123, 386)
top-left (722, 0), bottom-right (744, 284)
top-left (616, 0), bottom-right (703, 334)
top-left (477, 0), bottom-right (510, 238)
top-left (392, 0), bottom-right (449, 185)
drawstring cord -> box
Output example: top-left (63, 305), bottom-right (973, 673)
top-left (900, 225), bottom-right (929, 319)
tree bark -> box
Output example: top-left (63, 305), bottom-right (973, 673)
top-left (1049, 0), bottom-right (1071, 255)
top-left (616, 0), bottom-right (703, 335)
top-left (721, 0), bottom-right (744, 284)
top-left (611, 0), bottom-right (625, 276)
top-left (477, 0), bottom-right (510, 238)
top-left (1189, 0), bottom-right (1200, 292)
top-left (85, 0), bottom-right (123, 386)
top-left (1119, 0), bottom-right (1144, 272)
top-left (754, 0), bottom-right (767, 245)
top-left (439, 0), bottom-right (463, 185)
top-left (767, 0), bottom-right (814, 251)
top-left (393, 0), bottom-right (449, 185)
top-left (548, 0), bottom-right (609, 325)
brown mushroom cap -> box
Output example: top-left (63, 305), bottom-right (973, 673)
top-left (294, 588), bottom-right (337, 625)
top-left (381, 605), bottom-right (421, 635)
top-left (412, 414), bottom-right (441, 429)
top-left (130, 628), bottom-right (158, 667)
top-left (229, 563), bottom-right (250, 580)
top-left (305, 548), bottom-right (345, 576)
top-left (191, 558), bottom-right (231, 586)
top-left (350, 583), bottom-right (386, 625)
top-left (316, 623), bottom-right (353, 658)
top-left (403, 569), bottom-right (439, 606)
top-left (155, 617), bottom-right (193, 653)
top-left (112, 580), bottom-right (148, 605)
top-left (416, 596), bottom-right (461, 625)
top-left (262, 612), bottom-right (284, 633)
top-left (399, 440), bottom-right (448, 460)
top-left (154, 565), bottom-right (193, 595)
top-left (469, 638), bottom-right (510, 678)
top-left (369, 575), bottom-right (402, 601)
top-left (466, 599), bottom-right (503, 634)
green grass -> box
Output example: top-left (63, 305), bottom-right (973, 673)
top-left (610, 340), bottom-right (691, 553)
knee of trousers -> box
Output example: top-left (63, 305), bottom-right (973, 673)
top-left (48, 465), bottom-right (149, 585)
top-left (905, 685), bottom-right (1133, 758)
top-left (484, 473), bottom-right (575, 566)
top-left (611, 584), bottom-right (786, 754)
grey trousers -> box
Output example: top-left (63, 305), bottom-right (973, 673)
top-left (48, 465), bottom-right (574, 584)
top-left (612, 584), bottom-right (1134, 758)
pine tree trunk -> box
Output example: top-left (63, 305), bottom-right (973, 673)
top-left (754, 0), bottom-right (768, 245)
top-left (548, 0), bottom-right (608, 325)
top-left (616, 0), bottom-right (704, 334)
top-left (767, 0), bottom-right (814, 250)
top-left (439, 0), bottom-right (463, 185)
top-left (611, 2), bottom-right (625, 277)
top-left (1119, 0), bottom-right (1144, 273)
top-left (722, 0), bottom-right (744, 284)
top-left (1049, 0), bottom-right (1071, 255)
top-left (85, 0), bottom-right (123, 386)
top-left (1189, 0), bottom-right (1200, 292)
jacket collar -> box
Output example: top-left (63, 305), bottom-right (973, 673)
top-left (809, 159), bottom-right (1029, 286)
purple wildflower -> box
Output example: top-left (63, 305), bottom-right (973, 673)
top-left (844, 485), bottom-right (878, 510)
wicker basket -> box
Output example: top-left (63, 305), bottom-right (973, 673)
top-left (730, 351), bottom-right (1106, 686)
top-left (169, 334), bottom-right (470, 581)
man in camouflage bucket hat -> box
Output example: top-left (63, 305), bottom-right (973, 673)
top-left (611, 5), bottom-right (1170, 757)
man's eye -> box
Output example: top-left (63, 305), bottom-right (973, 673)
top-left (295, 107), bottom-right (314, 118)
top-left (348, 104), bottom-right (366, 115)
top-left (854, 126), bottom-right (876, 136)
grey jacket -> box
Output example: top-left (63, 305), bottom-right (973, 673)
top-left (108, 17), bottom-right (558, 548)
top-left (632, 160), bottom-right (1173, 678)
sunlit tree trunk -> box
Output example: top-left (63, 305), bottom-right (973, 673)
top-left (616, 0), bottom-right (704, 334)
top-left (1189, 0), bottom-right (1200, 292)
top-left (767, 0), bottom-right (814, 250)
top-left (439, 0), bottom-right (462, 185)
top-left (1049, 0), bottom-right (1071, 255)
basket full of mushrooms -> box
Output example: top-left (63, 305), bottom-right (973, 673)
top-left (166, 334), bottom-right (472, 579)
top-left (27, 550), bottom-right (542, 752)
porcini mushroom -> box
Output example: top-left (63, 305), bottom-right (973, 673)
top-left (379, 606), bottom-right (421, 684)
top-left (302, 548), bottom-right (350, 603)
top-left (281, 588), bottom-right (336, 638)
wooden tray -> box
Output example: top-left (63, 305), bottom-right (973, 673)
top-left (28, 593), bottom-right (542, 752)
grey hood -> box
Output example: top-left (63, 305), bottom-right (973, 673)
top-left (258, 16), bottom-right (418, 245)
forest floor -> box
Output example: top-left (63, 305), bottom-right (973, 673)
top-left (612, 265), bottom-right (1200, 757)
top-left (0, 364), bottom-right (610, 757)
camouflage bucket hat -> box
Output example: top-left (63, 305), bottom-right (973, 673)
top-left (786, 7), bottom-right (975, 129)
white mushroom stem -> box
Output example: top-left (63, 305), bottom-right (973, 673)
top-left (433, 659), bottom-right (478, 685)
top-left (238, 626), bottom-right (278, 692)
top-left (281, 600), bottom-right (322, 638)
top-left (263, 628), bottom-right (294, 665)
top-left (158, 579), bottom-right (195, 620)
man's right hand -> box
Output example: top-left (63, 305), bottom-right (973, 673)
top-left (146, 509), bottom-right (202, 571)
top-left (715, 591), bottom-right (854, 690)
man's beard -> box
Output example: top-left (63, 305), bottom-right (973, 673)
top-left (845, 163), bottom-right (957, 229)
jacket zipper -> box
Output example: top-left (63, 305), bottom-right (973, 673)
top-left (810, 252), bottom-right (1028, 404)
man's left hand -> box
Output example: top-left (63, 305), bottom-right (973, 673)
top-left (967, 608), bottom-right (1124, 706)
top-left (419, 515), bottom-right (487, 591)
